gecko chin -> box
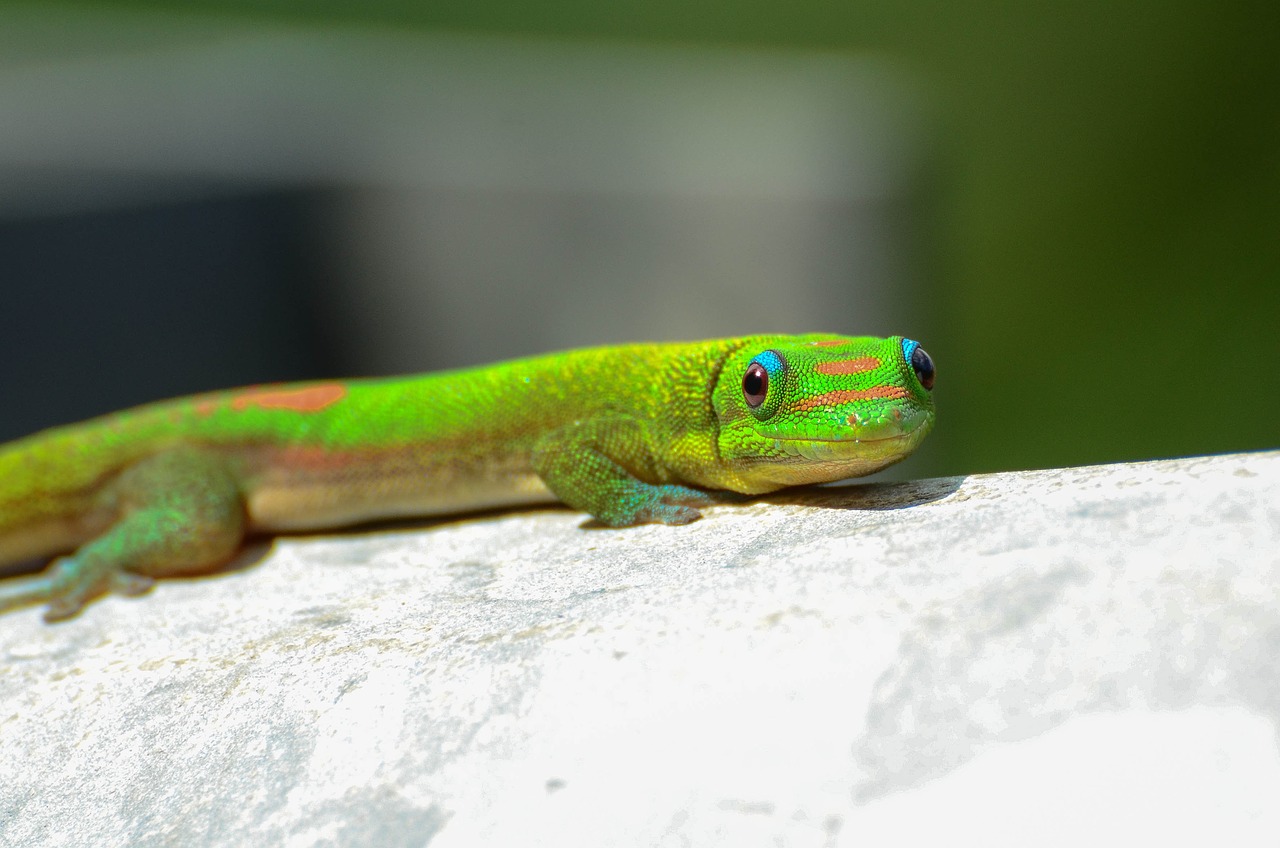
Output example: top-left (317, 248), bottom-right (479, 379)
top-left (736, 426), bottom-right (932, 489)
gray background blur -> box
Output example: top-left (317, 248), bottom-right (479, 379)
top-left (1, 2), bottom-right (1276, 480)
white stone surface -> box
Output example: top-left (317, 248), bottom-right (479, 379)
top-left (2, 451), bottom-right (1278, 847)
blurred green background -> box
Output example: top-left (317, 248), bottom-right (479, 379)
top-left (2, 1), bottom-right (1276, 477)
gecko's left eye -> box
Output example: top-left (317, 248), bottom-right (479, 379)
top-left (742, 362), bottom-right (768, 408)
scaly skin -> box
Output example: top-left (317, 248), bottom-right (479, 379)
top-left (0, 334), bottom-right (936, 620)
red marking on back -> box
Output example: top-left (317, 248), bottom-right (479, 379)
top-left (792, 385), bottom-right (908, 411)
top-left (814, 356), bottom-right (880, 375)
top-left (809, 339), bottom-right (848, 347)
top-left (273, 444), bottom-right (351, 468)
top-left (231, 383), bottom-right (347, 413)
top-left (194, 399), bottom-right (218, 417)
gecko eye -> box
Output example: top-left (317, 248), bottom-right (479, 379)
top-left (911, 346), bottom-right (935, 391)
top-left (742, 362), bottom-right (768, 407)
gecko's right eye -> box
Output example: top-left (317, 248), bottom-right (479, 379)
top-left (910, 346), bottom-right (935, 391)
top-left (742, 350), bottom-right (785, 419)
top-left (742, 362), bottom-right (768, 408)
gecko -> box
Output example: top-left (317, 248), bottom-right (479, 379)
top-left (0, 334), bottom-right (935, 621)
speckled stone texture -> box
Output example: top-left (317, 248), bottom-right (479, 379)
top-left (2, 451), bottom-right (1278, 847)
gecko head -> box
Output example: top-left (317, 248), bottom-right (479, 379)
top-left (712, 334), bottom-right (936, 492)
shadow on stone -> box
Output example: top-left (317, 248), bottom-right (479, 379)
top-left (762, 475), bottom-right (966, 512)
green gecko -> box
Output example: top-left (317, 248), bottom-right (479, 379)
top-left (0, 334), bottom-right (935, 621)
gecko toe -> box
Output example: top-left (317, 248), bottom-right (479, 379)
top-left (638, 503), bottom-right (703, 525)
top-left (111, 571), bottom-right (156, 597)
top-left (43, 597), bottom-right (86, 623)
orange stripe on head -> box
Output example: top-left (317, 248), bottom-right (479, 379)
top-left (809, 339), bottom-right (848, 347)
top-left (231, 383), bottom-right (347, 413)
top-left (791, 385), bottom-right (909, 411)
top-left (814, 356), bottom-right (880, 375)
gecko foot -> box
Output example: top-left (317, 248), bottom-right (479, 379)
top-left (40, 556), bottom-right (156, 623)
top-left (0, 555), bottom-right (152, 622)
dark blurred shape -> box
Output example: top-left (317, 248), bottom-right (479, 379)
top-left (0, 188), bottom-right (339, 441)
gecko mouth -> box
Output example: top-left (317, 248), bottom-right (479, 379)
top-left (774, 432), bottom-right (915, 445)
top-left (768, 432), bottom-right (919, 462)
top-left (756, 403), bottom-right (933, 450)
top-left (762, 412), bottom-right (932, 452)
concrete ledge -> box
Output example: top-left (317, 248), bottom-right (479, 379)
top-left (2, 451), bottom-right (1278, 846)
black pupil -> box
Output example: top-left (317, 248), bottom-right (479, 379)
top-left (911, 347), bottom-right (935, 391)
top-left (743, 363), bottom-right (768, 407)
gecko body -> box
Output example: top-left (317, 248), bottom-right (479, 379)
top-left (0, 334), bottom-right (936, 620)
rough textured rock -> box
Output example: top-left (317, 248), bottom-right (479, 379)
top-left (2, 451), bottom-right (1278, 846)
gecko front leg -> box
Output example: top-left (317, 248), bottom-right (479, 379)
top-left (531, 415), bottom-right (717, 527)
